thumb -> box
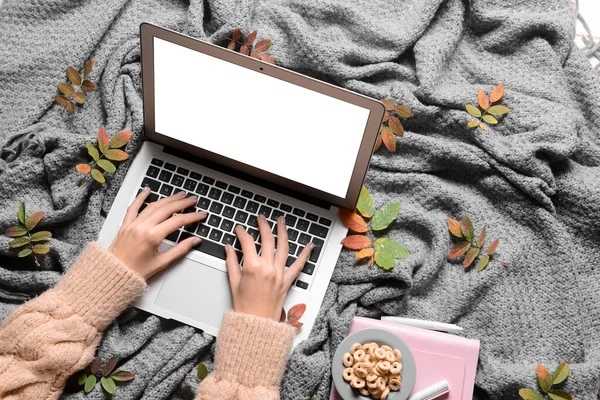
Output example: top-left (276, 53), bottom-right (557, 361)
top-left (224, 244), bottom-right (241, 292)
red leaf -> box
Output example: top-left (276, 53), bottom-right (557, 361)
top-left (250, 50), bottom-right (261, 59)
top-left (227, 40), bottom-right (235, 50)
top-left (239, 45), bottom-right (249, 56)
top-left (395, 104), bottom-right (411, 118)
top-left (232, 28), bottom-right (242, 41)
top-left (339, 209), bottom-right (368, 233)
top-left (245, 30), bottom-right (257, 46)
top-left (111, 370), bottom-right (135, 382)
top-left (487, 238), bottom-right (499, 255)
top-left (340, 235), bottom-right (372, 250)
top-left (477, 89), bottom-right (489, 110)
top-left (97, 128), bottom-right (109, 153)
top-left (259, 53), bottom-right (275, 64)
top-left (254, 39), bottom-right (272, 52)
top-left (448, 241), bottom-right (471, 259)
top-left (25, 211), bottom-right (45, 231)
top-left (90, 357), bottom-right (102, 374)
top-left (289, 319), bottom-right (303, 329)
top-left (388, 115), bottom-right (404, 137)
top-left (287, 303), bottom-right (306, 321)
top-left (83, 59), bottom-right (95, 78)
top-left (102, 358), bottom-right (118, 377)
top-left (76, 163), bottom-right (91, 174)
top-left (490, 84), bottom-right (505, 103)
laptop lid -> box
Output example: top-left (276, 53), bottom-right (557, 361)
top-left (140, 23), bottom-right (385, 210)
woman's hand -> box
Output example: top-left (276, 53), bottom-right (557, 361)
top-left (224, 214), bottom-right (313, 321)
top-left (108, 187), bottom-right (207, 280)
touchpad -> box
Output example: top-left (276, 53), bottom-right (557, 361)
top-left (155, 257), bottom-right (232, 329)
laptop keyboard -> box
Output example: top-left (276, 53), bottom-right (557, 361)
top-left (137, 157), bottom-right (332, 290)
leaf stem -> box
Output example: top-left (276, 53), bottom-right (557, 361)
top-left (26, 231), bottom-right (40, 267)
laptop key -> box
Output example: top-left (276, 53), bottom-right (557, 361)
top-left (165, 230), bottom-right (179, 242)
top-left (171, 174), bottom-right (185, 187)
top-left (209, 229), bottom-right (223, 242)
top-left (288, 242), bottom-right (297, 255)
top-left (141, 177), bottom-right (160, 192)
top-left (220, 219), bottom-right (234, 232)
top-left (280, 203), bottom-right (292, 212)
top-left (202, 176), bottom-right (215, 184)
top-left (234, 210), bottom-right (248, 223)
top-left (183, 179), bottom-right (197, 191)
top-left (246, 201), bottom-right (259, 213)
top-left (271, 209), bottom-right (284, 221)
top-left (184, 222), bottom-right (198, 233)
top-left (288, 229), bottom-right (299, 241)
top-left (146, 166), bottom-right (159, 178)
top-left (293, 208), bottom-right (305, 217)
top-left (139, 203), bottom-right (147, 213)
top-left (234, 239), bottom-right (242, 251)
top-left (309, 223), bottom-right (328, 238)
top-left (306, 212), bottom-right (318, 222)
top-left (216, 180), bottom-right (228, 189)
top-left (147, 193), bottom-right (159, 203)
top-left (296, 219), bottom-right (310, 232)
top-left (302, 262), bottom-right (315, 276)
top-left (248, 228), bottom-right (259, 241)
top-left (159, 184), bottom-right (174, 196)
top-left (151, 158), bottom-right (164, 167)
top-left (222, 233), bottom-right (236, 245)
top-left (258, 205), bottom-right (272, 218)
top-left (197, 197), bottom-right (211, 210)
top-left (221, 192), bottom-right (234, 205)
top-left (223, 206), bottom-right (236, 219)
top-left (241, 190), bottom-right (253, 198)
top-left (296, 280), bottom-right (308, 289)
top-left (197, 225), bottom-right (210, 237)
top-left (177, 167), bottom-right (189, 176)
top-left (248, 215), bottom-right (258, 227)
top-left (296, 246), bottom-right (305, 256)
top-left (196, 183), bottom-right (209, 195)
top-left (285, 214), bottom-right (297, 227)
top-left (158, 170), bottom-right (172, 183)
top-left (173, 188), bottom-right (185, 196)
top-left (164, 162), bottom-right (176, 171)
top-left (208, 188), bottom-right (222, 200)
top-left (254, 194), bottom-right (266, 203)
top-left (191, 237), bottom-right (227, 260)
top-left (267, 199), bottom-right (279, 207)
top-left (210, 202), bottom-right (223, 214)
top-left (208, 215), bottom-right (221, 227)
top-left (190, 172), bottom-right (202, 180)
top-left (233, 196), bottom-right (247, 209)
top-left (228, 185), bottom-right (240, 194)
top-left (319, 217), bottom-right (332, 226)
top-left (285, 256), bottom-right (296, 267)
top-left (298, 233), bottom-right (311, 245)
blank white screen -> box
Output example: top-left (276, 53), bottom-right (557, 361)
top-left (153, 37), bottom-right (370, 198)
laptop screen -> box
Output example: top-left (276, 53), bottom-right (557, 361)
top-left (153, 37), bottom-right (371, 199)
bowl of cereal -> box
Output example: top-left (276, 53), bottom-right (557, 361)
top-left (332, 328), bottom-right (417, 400)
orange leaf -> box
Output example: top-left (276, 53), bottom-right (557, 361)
top-left (340, 235), bottom-right (372, 250)
top-left (104, 149), bottom-right (129, 161)
top-left (76, 163), bottom-right (91, 174)
top-left (109, 130), bottom-right (132, 148)
top-left (97, 128), bottom-right (109, 153)
top-left (447, 218), bottom-right (463, 238)
top-left (381, 127), bottom-right (396, 152)
top-left (239, 45), bottom-right (249, 56)
top-left (374, 132), bottom-right (383, 152)
top-left (383, 111), bottom-right (390, 122)
top-left (449, 241), bottom-right (471, 259)
top-left (388, 115), bottom-right (404, 136)
top-left (490, 84), bottom-right (505, 103)
top-left (232, 28), bottom-right (242, 41)
top-left (477, 89), bottom-right (489, 110)
top-left (287, 303), bottom-right (306, 321)
top-left (381, 99), bottom-right (394, 110)
top-left (259, 53), bottom-right (275, 64)
top-left (250, 50), bottom-right (260, 59)
top-left (254, 39), bottom-right (272, 52)
top-left (487, 238), bottom-right (499, 255)
top-left (395, 104), bottom-right (411, 118)
top-left (479, 123), bottom-right (487, 130)
top-left (355, 248), bottom-right (375, 258)
top-left (83, 59), bottom-right (95, 78)
top-left (339, 208), bottom-right (368, 233)
top-left (227, 40), bottom-right (235, 50)
top-left (289, 319), bottom-right (303, 329)
top-left (245, 30), bottom-right (257, 46)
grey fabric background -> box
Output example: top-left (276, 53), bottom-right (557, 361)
top-left (1, 0), bottom-right (599, 399)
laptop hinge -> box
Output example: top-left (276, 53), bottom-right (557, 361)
top-left (162, 146), bottom-right (333, 210)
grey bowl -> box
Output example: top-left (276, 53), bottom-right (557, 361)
top-left (332, 328), bottom-right (417, 400)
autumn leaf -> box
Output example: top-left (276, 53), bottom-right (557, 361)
top-left (487, 105), bottom-right (510, 116)
top-left (371, 203), bottom-right (401, 231)
top-left (25, 211), bottom-right (45, 231)
top-left (537, 364), bottom-right (552, 393)
top-left (30, 231), bottom-right (52, 242)
top-left (519, 388), bottom-right (542, 400)
top-left (104, 149), bottom-right (129, 161)
top-left (355, 248), bottom-right (375, 259)
top-left (109, 130), bottom-right (132, 148)
top-left (383, 111), bottom-right (390, 122)
top-left (97, 128), bottom-right (110, 154)
top-left (66, 102), bottom-right (75, 114)
top-left (287, 303), bottom-right (306, 321)
top-left (18, 203), bottom-right (25, 225)
top-left (477, 255), bottom-right (490, 271)
top-left (83, 59), bottom-right (95, 79)
top-left (111, 370), bottom-right (135, 381)
top-left (476, 225), bottom-right (486, 248)
top-left (81, 80), bottom-right (97, 93)
top-left (254, 39), bottom-right (272, 52)
top-left (341, 235), bottom-right (372, 250)
top-left (356, 186), bottom-right (376, 218)
top-left (102, 358), bottom-right (118, 377)
top-left (478, 89), bottom-right (489, 110)
top-left (548, 390), bottom-right (572, 400)
top-left (55, 95), bottom-right (69, 105)
top-left (227, 40), bottom-right (236, 50)
top-left (490, 84), bottom-right (504, 103)
top-left (395, 104), bottom-right (411, 118)
top-left (66, 66), bottom-right (81, 86)
top-left (483, 115), bottom-right (498, 125)
top-left (388, 115), bottom-right (404, 137)
top-left (487, 238), bottom-right (499, 255)
top-left (9, 237), bottom-right (30, 248)
top-left (374, 132), bottom-right (383, 152)
top-left (467, 120), bottom-right (479, 128)
top-left (463, 247), bottom-right (480, 268)
top-left (466, 104), bottom-right (481, 118)
top-left (447, 218), bottom-right (463, 238)
top-left (90, 357), bottom-right (102, 375)
top-left (239, 45), bottom-right (249, 56)
top-left (460, 216), bottom-right (474, 242)
top-left (259, 53), bottom-right (275, 64)
top-left (479, 123), bottom-right (487, 130)
top-left (552, 362), bottom-right (570, 385)
top-left (449, 241), bottom-right (471, 259)
top-left (86, 142), bottom-right (99, 161)
top-left (58, 83), bottom-right (75, 97)
top-left (245, 30), bottom-right (257, 46)
top-left (381, 99), bottom-right (394, 110)
top-left (232, 28), bottom-right (242, 41)
top-left (250, 50), bottom-right (261, 59)
top-left (74, 91), bottom-right (86, 104)
top-left (5, 225), bottom-right (28, 237)
top-left (339, 208), bottom-right (368, 233)
top-left (91, 169), bottom-right (105, 183)
top-left (381, 126), bottom-right (396, 152)
top-left (76, 163), bottom-right (91, 174)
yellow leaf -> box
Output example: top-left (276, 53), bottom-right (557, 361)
top-left (355, 248), bottom-right (375, 258)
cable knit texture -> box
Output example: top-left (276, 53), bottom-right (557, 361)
top-left (0, 243), bottom-right (147, 399)
top-left (198, 311), bottom-right (296, 399)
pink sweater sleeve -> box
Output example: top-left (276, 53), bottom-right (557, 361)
top-left (0, 242), bottom-right (147, 400)
top-left (197, 311), bottom-right (296, 400)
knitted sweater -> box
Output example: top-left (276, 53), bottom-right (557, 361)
top-left (0, 243), bottom-right (295, 399)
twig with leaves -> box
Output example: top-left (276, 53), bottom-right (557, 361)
top-left (221, 28), bottom-right (275, 64)
top-left (55, 60), bottom-right (97, 115)
top-left (78, 357), bottom-right (135, 396)
top-left (4, 202), bottom-right (52, 267)
top-left (375, 99), bottom-right (411, 153)
top-left (279, 303), bottom-right (306, 330)
top-left (76, 128), bottom-right (132, 185)
top-left (519, 363), bottom-right (572, 400)
top-left (466, 84), bottom-right (509, 130)
top-left (339, 186), bottom-right (409, 271)
top-left (447, 216), bottom-right (508, 271)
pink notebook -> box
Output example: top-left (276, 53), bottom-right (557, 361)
top-left (330, 317), bottom-right (480, 400)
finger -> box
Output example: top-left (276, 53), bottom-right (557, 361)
top-left (235, 225), bottom-right (259, 263)
top-left (274, 216), bottom-right (288, 267)
top-left (155, 235), bottom-right (201, 273)
top-left (145, 195), bottom-right (199, 225)
top-left (224, 244), bottom-right (241, 292)
top-left (155, 211), bottom-right (207, 238)
top-left (137, 190), bottom-right (187, 221)
top-left (257, 214), bottom-right (274, 261)
top-left (284, 242), bottom-right (314, 287)
top-left (123, 187), bottom-right (151, 225)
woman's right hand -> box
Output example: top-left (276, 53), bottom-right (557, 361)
top-left (224, 214), bottom-right (313, 321)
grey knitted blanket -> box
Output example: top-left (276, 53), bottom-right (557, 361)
top-left (1, 0), bottom-right (599, 399)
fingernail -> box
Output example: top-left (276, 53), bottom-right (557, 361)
top-left (193, 238), bottom-right (201, 245)
top-left (143, 186), bottom-right (150, 192)
top-left (235, 224), bottom-right (243, 230)
top-left (278, 216), bottom-right (285, 223)
top-left (199, 210), bottom-right (207, 216)
top-left (308, 242), bottom-right (314, 249)
top-left (176, 191), bottom-right (186, 197)
top-left (259, 213), bottom-right (266, 219)
top-left (224, 244), bottom-right (230, 252)
top-left (189, 195), bottom-right (198, 200)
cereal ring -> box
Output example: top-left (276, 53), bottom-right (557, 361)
top-left (388, 378), bottom-right (401, 391)
top-left (351, 376), bottom-right (365, 389)
top-left (355, 367), bottom-right (368, 378)
top-left (359, 388), bottom-right (370, 396)
top-left (377, 361), bottom-right (391, 372)
top-left (343, 367), bottom-right (355, 382)
top-left (381, 345), bottom-right (392, 352)
top-left (353, 349), bottom-right (366, 362)
top-left (393, 349), bottom-right (402, 362)
top-left (366, 374), bottom-right (378, 382)
top-left (376, 376), bottom-right (386, 391)
top-left (372, 366), bottom-right (383, 376)
top-left (375, 348), bottom-right (386, 360)
top-left (367, 380), bottom-right (379, 389)
top-left (364, 354), bottom-right (374, 365)
top-left (381, 387), bottom-right (390, 399)
top-left (390, 361), bottom-right (402, 375)
top-left (343, 352), bottom-right (354, 367)
top-left (350, 343), bottom-right (362, 355)
top-left (385, 350), bottom-right (395, 363)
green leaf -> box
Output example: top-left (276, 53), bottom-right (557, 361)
top-left (466, 104), bottom-right (481, 118)
top-left (86, 142), bottom-right (99, 161)
top-left (97, 159), bottom-right (116, 173)
top-left (519, 388), bottom-right (542, 400)
top-left (18, 248), bottom-right (32, 257)
top-left (460, 216), bottom-right (474, 242)
top-left (66, 66), bottom-right (82, 86)
top-left (30, 231), bottom-right (52, 242)
top-left (463, 247), bottom-right (480, 268)
top-left (104, 149), bottom-right (129, 161)
top-left (111, 370), bottom-right (135, 381)
top-left (91, 169), bottom-right (105, 184)
top-left (32, 244), bottom-right (50, 255)
top-left (25, 211), bottom-right (44, 231)
top-left (371, 203), bottom-right (401, 231)
top-left (78, 373), bottom-right (87, 385)
top-left (487, 105), bottom-right (510, 116)
top-left (9, 237), bottom-right (30, 248)
top-left (477, 255), bottom-right (490, 271)
top-left (356, 186), bottom-right (376, 218)
top-left (18, 202), bottom-right (25, 225)
top-left (109, 130), bottom-right (132, 148)
top-left (374, 238), bottom-right (409, 259)
top-left (101, 376), bottom-right (116, 395)
top-left (84, 374), bottom-right (97, 394)
top-left (552, 362), bottom-right (570, 385)
top-left (548, 390), bottom-right (572, 400)
top-left (482, 115), bottom-right (498, 124)
top-left (197, 363), bottom-right (208, 380)
top-left (537, 364), bottom-right (553, 393)
top-left (5, 225), bottom-right (28, 237)
top-left (375, 249), bottom-right (396, 271)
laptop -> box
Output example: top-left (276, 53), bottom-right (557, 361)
top-left (98, 23), bottom-right (385, 347)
